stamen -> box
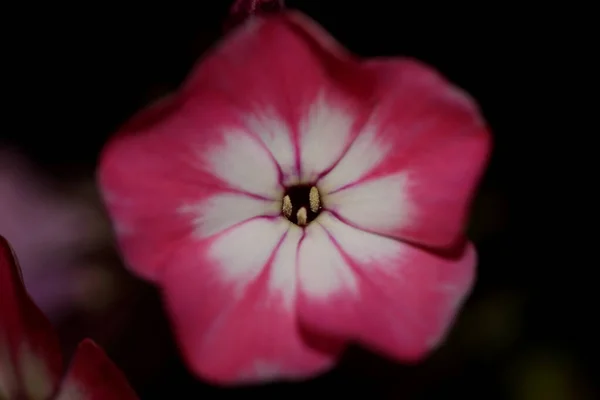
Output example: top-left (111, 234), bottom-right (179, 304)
top-left (296, 207), bottom-right (308, 226)
top-left (282, 195), bottom-right (292, 218)
top-left (309, 186), bottom-right (320, 213)
top-left (281, 184), bottom-right (322, 226)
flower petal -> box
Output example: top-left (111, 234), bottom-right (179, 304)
top-left (296, 94), bottom-right (362, 184)
top-left (183, 13), bottom-right (373, 186)
top-left (0, 235), bottom-right (63, 399)
top-left (320, 59), bottom-right (491, 248)
top-left (162, 219), bottom-right (339, 384)
top-left (323, 172), bottom-right (414, 245)
top-left (98, 93), bottom-right (283, 281)
top-left (296, 213), bottom-right (475, 361)
top-left (0, 333), bottom-right (18, 400)
top-left (56, 339), bottom-right (138, 400)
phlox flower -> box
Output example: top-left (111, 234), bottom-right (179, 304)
top-left (0, 235), bottom-right (137, 399)
top-left (98, 11), bottom-right (491, 385)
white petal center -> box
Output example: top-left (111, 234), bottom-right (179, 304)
top-left (299, 95), bottom-right (355, 183)
top-left (318, 123), bottom-right (390, 194)
top-left (297, 219), bottom-right (358, 299)
top-left (204, 129), bottom-right (281, 198)
top-left (323, 172), bottom-right (414, 235)
top-left (267, 225), bottom-right (303, 310)
top-left (181, 194), bottom-right (281, 239)
top-left (245, 111), bottom-right (297, 185)
top-left (210, 218), bottom-right (288, 297)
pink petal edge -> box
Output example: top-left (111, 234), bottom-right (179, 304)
top-left (57, 339), bottom-right (138, 400)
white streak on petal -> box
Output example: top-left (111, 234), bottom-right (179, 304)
top-left (245, 111), bottom-right (298, 184)
top-left (0, 337), bottom-right (18, 399)
top-left (210, 218), bottom-right (288, 297)
top-left (268, 225), bottom-right (303, 310)
top-left (299, 95), bottom-right (355, 183)
top-left (318, 212), bottom-right (400, 269)
top-left (319, 125), bottom-right (389, 194)
top-left (204, 130), bottom-right (280, 198)
top-left (180, 194), bottom-right (281, 239)
top-left (297, 222), bottom-right (358, 299)
top-left (19, 343), bottom-right (55, 400)
top-left (55, 382), bottom-right (85, 400)
top-left (324, 172), bottom-right (413, 234)
top-left (238, 360), bottom-right (283, 383)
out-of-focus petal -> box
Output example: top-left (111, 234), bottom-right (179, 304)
top-left (162, 219), bottom-right (340, 384)
top-left (296, 213), bottom-right (475, 360)
top-left (0, 333), bottom-right (18, 400)
top-left (0, 150), bottom-right (100, 321)
top-left (0, 235), bottom-right (63, 399)
top-left (56, 339), bottom-right (138, 400)
top-left (320, 59), bottom-right (490, 249)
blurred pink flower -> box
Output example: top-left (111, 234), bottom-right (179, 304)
top-left (0, 235), bottom-right (137, 399)
top-left (98, 12), bottom-right (490, 384)
top-left (0, 149), bottom-right (108, 322)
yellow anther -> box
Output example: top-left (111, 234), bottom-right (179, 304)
top-left (296, 207), bottom-right (308, 226)
top-left (309, 186), bottom-right (320, 213)
top-left (282, 195), bottom-right (292, 218)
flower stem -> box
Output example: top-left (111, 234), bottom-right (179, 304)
top-left (224, 0), bottom-right (286, 32)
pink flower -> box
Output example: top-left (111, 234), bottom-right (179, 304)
top-left (0, 235), bottom-right (138, 399)
top-left (98, 11), bottom-right (491, 384)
